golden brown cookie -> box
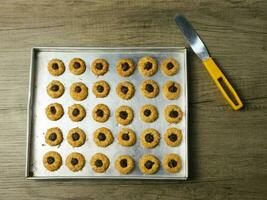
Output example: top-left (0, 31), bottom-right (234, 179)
top-left (161, 58), bottom-right (179, 76)
top-left (118, 128), bottom-right (136, 147)
top-left (70, 82), bottom-right (88, 101)
top-left (116, 81), bottom-right (135, 100)
top-left (116, 58), bottom-right (135, 77)
top-left (141, 128), bottom-right (160, 148)
top-left (92, 104), bottom-right (110, 123)
top-left (115, 155), bottom-right (135, 174)
top-left (93, 127), bottom-right (114, 147)
top-left (163, 81), bottom-right (181, 100)
top-left (90, 153), bottom-right (110, 173)
top-left (45, 103), bottom-right (64, 121)
top-left (91, 58), bottom-right (109, 76)
top-left (139, 154), bottom-right (160, 175)
top-left (164, 105), bottom-right (183, 124)
top-left (67, 127), bottom-right (86, 147)
top-left (43, 151), bottom-right (62, 171)
top-left (92, 80), bottom-right (110, 98)
top-left (138, 56), bottom-right (158, 77)
top-left (164, 128), bottom-right (183, 147)
top-left (163, 154), bottom-right (182, 173)
top-left (47, 80), bottom-right (65, 98)
top-left (45, 127), bottom-right (63, 146)
top-left (47, 58), bottom-right (65, 76)
top-left (140, 80), bottom-right (159, 98)
top-left (68, 104), bottom-right (86, 122)
top-left (115, 105), bottom-right (134, 125)
top-left (69, 58), bottom-right (86, 75)
top-left (140, 104), bottom-right (158, 123)
top-left (66, 152), bottom-right (85, 172)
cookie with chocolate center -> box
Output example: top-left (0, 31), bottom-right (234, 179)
top-left (91, 58), bottom-right (109, 76)
top-left (138, 56), bottom-right (158, 77)
top-left (47, 80), bottom-right (65, 98)
top-left (115, 105), bottom-right (134, 125)
top-left (66, 152), bottom-right (85, 172)
top-left (43, 151), bottom-right (62, 171)
top-left (69, 58), bottom-right (86, 75)
top-left (67, 127), bottom-right (86, 147)
top-left (141, 128), bottom-right (160, 148)
top-left (139, 154), bottom-right (160, 175)
top-left (70, 82), bottom-right (88, 101)
top-left (161, 58), bottom-right (179, 76)
top-left (92, 104), bottom-right (110, 123)
top-left (68, 104), bottom-right (86, 122)
top-left (48, 59), bottom-right (65, 76)
top-left (92, 80), bottom-right (110, 98)
top-left (45, 103), bottom-right (64, 121)
top-left (118, 128), bottom-right (136, 147)
top-left (116, 81), bottom-right (135, 100)
top-left (115, 155), bottom-right (135, 174)
top-left (90, 153), bottom-right (110, 173)
top-left (116, 58), bottom-right (135, 77)
top-left (164, 105), bottom-right (183, 124)
top-left (93, 127), bottom-right (114, 147)
top-left (140, 80), bottom-right (159, 98)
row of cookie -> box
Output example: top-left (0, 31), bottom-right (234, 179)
top-left (46, 103), bottom-right (183, 124)
top-left (48, 80), bottom-right (181, 100)
top-left (44, 151), bottom-right (182, 175)
top-left (48, 57), bottom-right (180, 77)
top-left (45, 127), bottom-right (183, 148)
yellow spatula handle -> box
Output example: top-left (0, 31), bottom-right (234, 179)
top-left (203, 57), bottom-right (243, 110)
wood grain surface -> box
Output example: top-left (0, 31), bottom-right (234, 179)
top-left (0, 0), bottom-right (266, 199)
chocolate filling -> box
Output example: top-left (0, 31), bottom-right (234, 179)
top-left (96, 85), bottom-right (104, 93)
top-left (120, 159), bottom-right (128, 168)
top-left (52, 63), bottom-right (59, 70)
top-left (168, 133), bottom-right (177, 142)
top-left (122, 133), bottom-right (130, 141)
top-left (73, 62), bottom-right (81, 69)
top-left (95, 159), bottom-right (103, 167)
top-left (119, 111), bottom-right (128, 119)
top-left (145, 84), bottom-right (154, 93)
top-left (168, 159), bottom-right (177, 168)
top-left (145, 133), bottom-right (154, 143)
top-left (144, 109), bottom-right (151, 116)
top-left (121, 62), bottom-right (130, 71)
top-left (72, 133), bottom-right (80, 141)
top-left (98, 132), bottom-right (106, 141)
top-left (167, 62), bottom-right (174, 70)
top-left (145, 160), bottom-right (154, 169)
top-left (169, 110), bottom-right (178, 118)
top-left (51, 85), bottom-right (59, 92)
top-left (50, 106), bottom-right (56, 114)
top-left (72, 108), bottom-right (80, 116)
top-left (121, 86), bottom-right (128, 94)
top-left (168, 84), bottom-right (177, 93)
top-left (47, 156), bottom-right (55, 164)
top-left (49, 133), bottom-right (57, 141)
top-left (75, 86), bottom-right (82, 93)
top-left (144, 62), bottom-right (152, 70)
top-left (71, 158), bottom-right (78, 165)
top-left (96, 109), bottom-right (104, 117)
top-left (95, 63), bottom-right (103, 70)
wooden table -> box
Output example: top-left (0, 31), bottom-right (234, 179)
top-left (1, 0), bottom-right (266, 199)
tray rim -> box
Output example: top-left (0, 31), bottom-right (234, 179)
top-left (26, 46), bottom-right (188, 180)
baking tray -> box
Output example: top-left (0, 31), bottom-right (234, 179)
top-left (26, 47), bottom-right (188, 179)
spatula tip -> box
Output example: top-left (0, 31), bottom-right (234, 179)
top-left (174, 13), bottom-right (183, 21)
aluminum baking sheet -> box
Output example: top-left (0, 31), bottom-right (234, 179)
top-left (26, 47), bottom-right (188, 179)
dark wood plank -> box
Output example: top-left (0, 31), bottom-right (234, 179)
top-left (0, 0), bottom-right (266, 199)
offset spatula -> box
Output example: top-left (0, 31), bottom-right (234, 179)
top-left (175, 14), bottom-right (243, 110)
